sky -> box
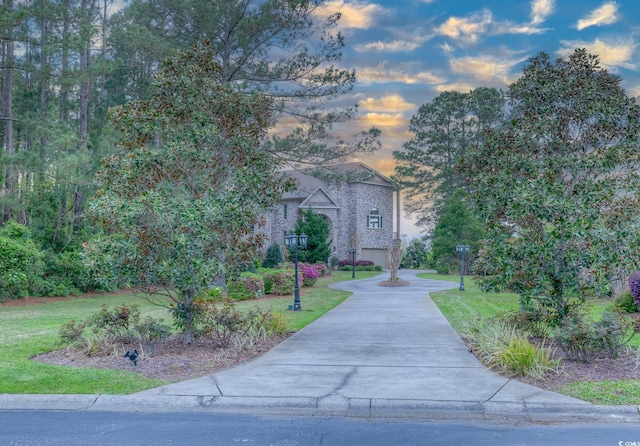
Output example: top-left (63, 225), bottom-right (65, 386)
top-left (312, 0), bottom-right (640, 236)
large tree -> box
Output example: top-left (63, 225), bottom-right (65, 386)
top-left (291, 208), bottom-right (331, 264)
top-left (108, 0), bottom-right (379, 169)
top-left (464, 49), bottom-right (640, 323)
top-left (88, 42), bottom-right (293, 342)
top-left (393, 87), bottom-right (504, 228)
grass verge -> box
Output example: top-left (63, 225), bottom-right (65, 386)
top-left (0, 270), bottom-right (379, 395)
top-left (420, 272), bottom-right (640, 405)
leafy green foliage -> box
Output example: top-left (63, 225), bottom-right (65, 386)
top-left (227, 273), bottom-right (265, 301)
top-left (88, 42), bottom-right (294, 342)
top-left (259, 268), bottom-right (300, 296)
top-left (393, 88), bottom-right (504, 227)
top-left (428, 190), bottom-right (484, 274)
top-left (291, 209), bottom-right (331, 264)
top-left (402, 238), bottom-right (428, 269)
top-left (615, 290), bottom-right (638, 314)
top-left (262, 243), bottom-right (284, 268)
top-left (465, 49), bottom-right (640, 323)
top-left (463, 318), bottom-right (558, 380)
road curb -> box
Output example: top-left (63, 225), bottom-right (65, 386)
top-left (1, 394), bottom-right (638, 423)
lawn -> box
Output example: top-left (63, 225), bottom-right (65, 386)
top-left (0, 271), bottom-right (378, 395)
top-left (420, 272), bottom-right (640, 405)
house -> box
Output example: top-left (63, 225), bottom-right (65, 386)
top-left (260, 162), bottom-right (401, 267)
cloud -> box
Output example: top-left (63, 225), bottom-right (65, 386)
top-left (576, 1), bottom-right (619, 30)
top-left (354, 39), bottom-right (425, 52)
top-left (435, 82), bottom-right (477, 93)
top-left (318, 0), bottom-right (385, 29)
top-left (558, 37), bottom-right (637, 70)
top-left (435, 8), bottom-right (493, 43)
top-left (531, 0), bottom-right (555, 25)
top-left (359, 94), bottom-right (417, 112)
top-left (357, 64), bottom-right (445, 84)
top-left (360, 113), bottom-right (407, 128)
top-left (449, 53), bottom-right (527, 85)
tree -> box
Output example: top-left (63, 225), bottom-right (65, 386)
top-left (463, 49), bottom-right (640, 323)
top-left (291, 208), bottom-right (331, 264)
top-left (88, 42), bottom-right (293, 343)
top-left (109, 0), bottom-right (380, 169)
top-left (402, 238), bottom-right (428, 269)
top-left (428, 189), bottom-right (484, 274)
top-left (393, 88), bottom-right (504, 228)
top-left (262, 243), bottom-right (284, 268)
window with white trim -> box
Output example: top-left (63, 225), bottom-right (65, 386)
top-left (367, 208), bottom-right (381, 229)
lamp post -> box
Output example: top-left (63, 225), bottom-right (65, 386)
top-left (350, 248), bottom-right (357, 278)
top-left (456, 244), bottom-right (470, 291)
top-left (285, 232), bottom-right (308, 311)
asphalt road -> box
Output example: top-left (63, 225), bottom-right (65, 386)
top-left (1, 411), bottom-right (638, 446)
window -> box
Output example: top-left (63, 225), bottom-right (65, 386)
top-left (284, 204), bottom-right (288, 220)
top-left (367, 208), bottom-right (381, 229)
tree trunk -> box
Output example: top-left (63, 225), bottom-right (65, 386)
top-left (2, 0), bottom-right (15, 223)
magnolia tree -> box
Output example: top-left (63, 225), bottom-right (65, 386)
top-left (87, 43), bottom-right (293, 343)
top-left (464, 49), bottom-right (640, 324)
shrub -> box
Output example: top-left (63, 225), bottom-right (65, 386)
top-left (227, 272), bottom-right (264, 300)
top-left (355, 260), bottom-right (374, 267)
top-left (463, 317), bottom-right (558, 379)
top-left (338, 259), bottom-right (353, 267)
top-left (262, 243), bottom-right (284, 268)
top-left (90, 304), bottom-right (141, 340)
top-left (494, 337), bottom-right (558, 380)
top-left (554, 312), bottom-right (598, 363)
top-left (260, 268), bottom-right (301, 296)
top-left (299, 263), bottom-right (319, 287)
top-left (314, 263), bottom-right (328, 277)
top-left (592, 309), bottom-right (632, 359)
top-left (0, 235), bottom-right (46, 301)
top-left (134, 316), bottom-right (172, 355)
top-left (196, 299), bottom-right (248, 347)
top-left (629, 271), bottom-right (640, 308)
top-left (615, 289), bottom-right (638, 314)
top-left (374, 265), bottom-right (382, 271)
top-left (196, 286), bottom-right (224, 301)
top-left (329, 256), bottom-right (339, 270)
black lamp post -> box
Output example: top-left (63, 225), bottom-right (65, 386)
top-left (456, 244), bottom-right (470, 291)
top-left (350, 248), bottom-right (357, 278)
top-left (285, 232), bottom-right (308, 311)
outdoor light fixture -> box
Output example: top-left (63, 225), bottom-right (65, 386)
top-left (456, 244), bottom-right (470, 291)
top-left (351, 247), bottom-right (357, 279)
top-left (285, 232), bottom-right (308, 311)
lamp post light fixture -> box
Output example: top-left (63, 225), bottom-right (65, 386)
top-left (350, 248), bottom-right (357, 279)
top-left (456, 244), bottom-right (470, 291)
top-left (285, 232), bottom-right (308, 311)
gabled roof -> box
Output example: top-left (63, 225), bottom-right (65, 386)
top-left (281, 162), bottom-right (400, 200)
top-left (299, 187), bottom-right (340, 209)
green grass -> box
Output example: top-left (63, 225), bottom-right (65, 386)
top-left (0, 271), bottom-right (378, 395)
top-left (558, 380), bottom-right (640, 405)
top-left (420, 272), bottom-right (640, 405)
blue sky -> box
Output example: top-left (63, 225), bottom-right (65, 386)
top-left (313, 0), bottom-right (639, 235)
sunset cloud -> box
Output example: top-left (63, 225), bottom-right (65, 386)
top-left (359, 94), bottom-right (417, 112)
top-left (576, 1), bottom-right (619, 30)
top-left (558, 37), bottom-right (637, 70)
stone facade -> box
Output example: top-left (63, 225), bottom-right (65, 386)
top-left (260, 163), bottom-right (400, 267)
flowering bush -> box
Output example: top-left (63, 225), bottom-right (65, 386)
top-left (260, 268), bottom-right (302, 296)
top-left (355, 260), bottom-right (374, 267)
top-left (314, 263), bottom-right (328, 277)
top-left (629, 271), bottom-right (640, 307)
top-left (227, 272), bottom-right (264, 300)
top-left (299, 263), bottom-right (319, 287)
